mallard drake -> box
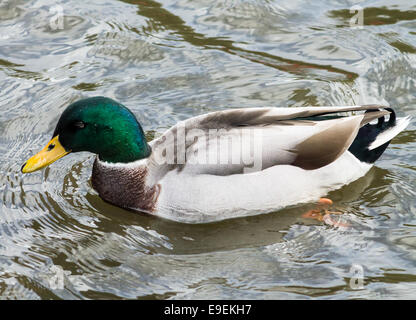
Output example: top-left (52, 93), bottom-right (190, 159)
top-left (21, 97), bottom-right (410, 223)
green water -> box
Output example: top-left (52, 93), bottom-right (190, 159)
top-left (0, 0), bottom-right (415, 299)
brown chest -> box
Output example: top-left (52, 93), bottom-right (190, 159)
top-left (91, 159), bottom-right (160, 213)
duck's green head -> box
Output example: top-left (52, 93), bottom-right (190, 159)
top-left (21, 96), bottom-right (151, 173)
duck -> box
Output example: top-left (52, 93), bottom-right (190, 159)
top-left (21, 96), bottom-right (410, 223)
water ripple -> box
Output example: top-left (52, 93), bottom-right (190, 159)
top-left (0, 0), bottom-right (415, 299)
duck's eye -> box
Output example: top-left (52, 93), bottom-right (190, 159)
top-left (73, 121), bottom-right (85, 129)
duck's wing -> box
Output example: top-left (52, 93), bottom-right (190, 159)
top-left (148, 105), bottom-right (393, 176)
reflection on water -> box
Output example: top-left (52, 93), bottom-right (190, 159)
top-left (0, 0), bottom-right (415, 299)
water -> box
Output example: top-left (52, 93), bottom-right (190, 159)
top-left (0, 0), bottom-right (415, 299)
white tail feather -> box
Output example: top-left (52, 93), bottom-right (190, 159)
top-left (368, 116), bottom-right (411, 150)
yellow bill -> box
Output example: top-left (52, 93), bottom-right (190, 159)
top-left (21, 135), bottom-right (70, 173)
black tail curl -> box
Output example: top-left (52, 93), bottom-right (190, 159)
top-left (348, 107), bottom-right (397, 163)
